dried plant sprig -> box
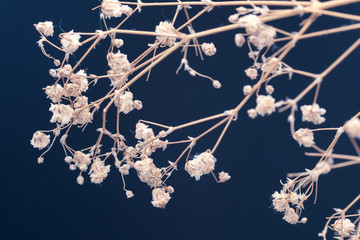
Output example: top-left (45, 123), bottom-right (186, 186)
top-left (32, 0), bottom-right (360, 237)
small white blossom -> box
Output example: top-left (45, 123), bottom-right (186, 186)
top-left (245, 68), bottom-right (258, 80)
top-left (272, 191), bottom-right (290, 212)
top-left (265, 85), bottom-right (274, 95)
top-left (333, 218), bottom-right (355, 237)
top-left (49, 104), bottom-right (74, 125)
top-left (212, 80), bottom-right (221, 89)
top-left (283, 207), bottom-right (299, 224)
top-left (31, 131), bottom-right (51, 150)
top-left (74, 151), bottom-right (92, 171)
top-left (126, 190), bottom-right (134, 198)
top-left (89, 159), bottom-right (111, 184)
top-left (185, 151), bottom-right (216, 181)
top-left (201, 42), bottom-right (216, 56)
top-left (35, 21), bottom-right (54, 37)
top-left (77, 175), bottom-right (84, 185)
top-left (134, 157), bottom-right (162, 187)
top-left (301, 104), bottom-right (326, 125)
top-left (155, 21), bottom-right (177, 47)
top-left (255, 95), bottom-right (275, 116)
top-left (345, 118), bottom-right (360, 139)
top-left (151, 188), bottom-right (171, 208)
top-left (234, 33), bottom-right (245, 47)
top-left (243, 85), bottom-right (252, 95)
top-left (45, 84), bottom-right (63, 103)
top-left (60, 30), bottom-right (81, 55)
top-left (218, 171), bottom-right (231, 183)
top-left (247, 109), bottom-right (257, 119)
top-left (113, 38), bottom-right (124, 48)
top-left (135, 122), bottom-right (155, 140)
top-left (293, 128), bottom-right (314, 147)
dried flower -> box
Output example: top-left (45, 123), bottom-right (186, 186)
top-left (89, 158), bottom-right (111, 184)
top-left (201, 42), bottom-right (216, 56)
top-left (345, 118), bottom-right (360, 139)
top-left (35, 21), bottom-right (54, 37)
top-left (293, 128), bottom-right (315, 147)
top-left (255, 95), bottom-right (275, 116)
top-left (218, 171), bottom-right (231, 183)
top-left (31, 131), bottom-right (51, 150)
top-left (151, 188), bottom-right (171, 208)
top-left (60, 30), bottom-right (81, 55)
top-left (185, 151), bottom-right (216, 181)
top-left (300, 104), bottom-right (326, 125)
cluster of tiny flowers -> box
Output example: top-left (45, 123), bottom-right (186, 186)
top-left (293, 128), bottom-right (315, 147)
top-left (49, 104), bottom-right (74, 126)
top-left (247, 95), bottom-right (276, 119)
top-left (185, 151), bottom-right (216, 180)
top-left (89, 158), bottom-right (111, 184)
top-left (151, 187), bottom-right (174, 208)
top-left (332, 218), bottom-right (356, 238)
top-left (300, 103), bottom-right (326, 125)
top-left (201, 42), bottom-right (216, 56)
top-left (272, 181), bottom-right (307, 224)
top-left (101, 0), bottom-right (133, 19)
top-left (237, 14), bottom-right (276, 49)
top-left (114, 91), bottom-right (142, 114)
top-left (218, 171), bottom-right (231, 183)
top-left (155, 21), bottom-right (177, 47)
top-left (134, 157), bottom-right (163, 188)
top-left (60, 30), bottom-right (81, 55)
top-left (31, 131), bottom-right (51, 150)
top-left (107, 51), bottom-right (132, 87)
top-left (345, 118), bottom-right (360, 139)
top-left (35, 21), bottom-right (54, 37)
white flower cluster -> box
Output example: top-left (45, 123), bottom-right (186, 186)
top-left (101, 0), bottom-right (133, 19)
top-left (255, 95), bottom-right (276, 117)
top-left (300, 104), bottom-right (326, 125)
top-left (107, 51), bottom-right (132, 87)
top-left (73, 151), bottom-right (92, 171)
top-left (135, 122), bottom-right (154, 140)
top-left (134, 157), bottom-right (163, 187)
top-left (155, 21), bottom-right (177, 47)
top-left (35, 21), bottom-right (54, 37)
top-left (89, 158), bottom-right (111, 184)
top-left (49, 104), bottom-right (74, 125)
top-left (45, 84), bottom-right (63, 103)
top-left (238, 14), bottom-right (276, 49)
top-left (185, 151), bottom-right (216, 181)
top-left (293, 128), bottom-right (315, 147)
top-left (218, 171), bottom-right (231, 183)
top-left (244, 67), bottom-right (258, 80)
top-left (73, 96), bottom-right (93, 125)
top-left (332, 218), bottom-right (356, 238)
top-left (272, 186), bottom-right (307, 224)
top-left (31, 131), bottom-right (50, 150)
top-left (345, 118), bottom-right (360, 139)
top-left (201, 42), bottom-right (216, 56)
top-left (151, 187), bottom-right (173, 208)
top-left (60, 30), bottom-right (81, 55)
top-left (307, 161), bottom-right (331, 182)
top-left (114, 91), bottom-right (142, 114)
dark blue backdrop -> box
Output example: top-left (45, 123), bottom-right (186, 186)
top-left (2, 1), bottom-right (360, 240)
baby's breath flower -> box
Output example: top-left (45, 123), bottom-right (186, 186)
top-left (113, 39), bottom-right (124, 48)
top-left (185, 151), bottom-right (216, 181)
top-left (135, 122), bottom-right (155, 140)
top-left (35, 21), bottom-right (54, 37)
top-left (49, 104), bottom-right (74, 125)
top-left (74, 151), bottom-right (92, 171)
top-left (60, 30), bottom-right (81, 55)
top-left (283, 207), bottom-right (299, 224)
top-left (247, 108), bottom-right (257, 119)
top-left (255, 95), bottom-right (275, 116)
top-left (77, 175), bottom-right (84, 185)
top-left (126, 190), bottom-right (134, 198)
top-left (300, 104), bottom-right (326, 125)
top-left (293, 128), bottom-right (314, 147)
top-left (245, 68), bottom-right (258, 80)
top-left (155, 21), bottom-right (177, 47)
top-left (243, 85), bottom-right (252, 95)
top-left (333, 218), bottom-right (355, 237)
top-left (212, 80), bottom-right (221, 89)
top-left (45, 84), bottom-right (63, 103)
top-left (234, 33), bottom-right (245, 47)
top-left (31, 131), bottom-right (51, 150)
top-left (345, 118), bottom-right (360, 139)
top-left (218, 171), bottom-right (231, 183)
top-left (134, 157), bottom-right (162, 187)
top-left (151, 188), bottom-right (171, 208)
top-left (201, 42), bottom-right (216, 56)
top-left (89, 159), bottom-right (111, 184)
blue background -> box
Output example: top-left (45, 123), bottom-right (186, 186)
top-left (1, 1), bottom-right (360, 239)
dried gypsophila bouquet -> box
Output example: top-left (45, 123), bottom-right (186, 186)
top-left (32, 0), bottom-right (360, 238)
